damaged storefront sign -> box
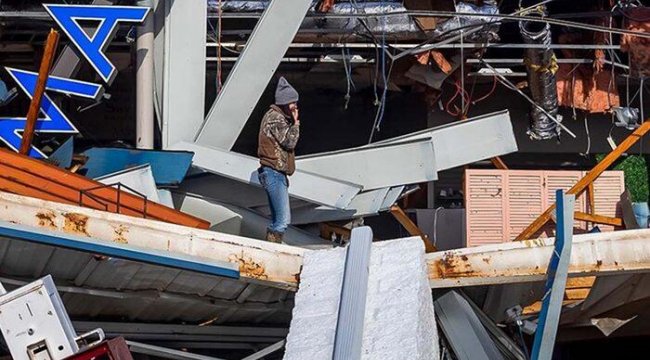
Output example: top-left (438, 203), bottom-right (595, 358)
top-left (0, 4), bottom-right (149, 158)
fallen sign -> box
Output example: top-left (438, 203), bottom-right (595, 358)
top-left (426, 228), bottom-right (650, 289)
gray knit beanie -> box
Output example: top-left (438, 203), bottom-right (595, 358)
top-left (275, 77), bottom-right (299, 105)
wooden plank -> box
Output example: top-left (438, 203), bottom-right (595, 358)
top-left (573, 212), bottom-right (623, 227)
top-left (490, 156), bottom-right (508, 170)
top-left (565, 288), bottom-right (592, 300)
top-left (19, 29), bottom-right (60, 155)
top-left (390, 205), bottom-right (436, 253)
top-left (515, 120), bottom-right (650, 240)
top-left (566, 276), bottom-right (596, 288)
top-left (587, 182), bottom-right (595, 215)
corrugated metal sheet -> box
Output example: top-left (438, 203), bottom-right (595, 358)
top-left (0, 238), bottom-right (293, 325)
top-left (465, 170), bottom-right (625, 247)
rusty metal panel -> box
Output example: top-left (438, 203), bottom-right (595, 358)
top-left (0, 150), bottom-right (209, 229)
top-left (0, 191), bottom-right (305, 290)
top-left (426, 228), bottom-right (650, 289)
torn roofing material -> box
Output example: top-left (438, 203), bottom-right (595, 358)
top-left (0, 149), bottom-right (209, 229)
top-left (0, 191), bottom-right (305, 290)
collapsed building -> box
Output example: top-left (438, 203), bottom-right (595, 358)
top-left (0, 0), bottom-right (649, 359)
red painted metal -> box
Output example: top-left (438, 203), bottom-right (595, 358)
top-left (66, 337), bottom-right (133, 360)
top-left (0, 149), bottom-right (209, 229)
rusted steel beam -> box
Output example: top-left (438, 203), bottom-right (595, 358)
top-left (0, 191), bottom-right (305, 290)
top-left (0, 150), bottom-right (210, 229)
top-left (573, 212), bottom-right (623, 227)
top-left (390, 205), bottom-right (436, 253)
top-left (20, 29), bottom-right (60, 155)
top-left (515, 120), bottom-right (650, 240)
top-left (427, 228), bottom-right (650, 288)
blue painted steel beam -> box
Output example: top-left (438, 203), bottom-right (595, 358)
top-left (0, 221), bottom-right (240, 279)
top-left (531, 190), bottom-right (575, 360)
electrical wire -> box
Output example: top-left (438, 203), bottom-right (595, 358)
top-left (581, 114), bottom-right (592, 156)
top-left (472, 75), bottom-right (498, 104)
top-left (342, 46), bottom-right (356, 109)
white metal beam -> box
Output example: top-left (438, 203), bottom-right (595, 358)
top-left (288, 187), bottom-right (404, 225)
top-left (368, 110), bottom-right (516, 171)
top-left (171, 142), bottom-right (362, 209)
top-left (161, 0), bottom-right (207, 148)
top-left (427, 229), bottom-right (650, 289)
top-left (195, 0), bottom-right (313, 150)
top-left (296, 139), bottom-right (437, 191)
top-left (0, 192), bottom-right (305, 290)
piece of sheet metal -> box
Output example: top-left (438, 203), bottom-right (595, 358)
top-left (0, 191), bottom-right (305, 290)
top-left (48, 136), bottom-right (74, 169)
top-left (96, 164), bottom-right (161, 204)
top-left (434, 291), bottom-right (506, 360)
top-left (426, 228), bottom-right (650, 289)
top-left (296, 138), bottom-right (437, 191)
top-left (171, 142), bottom-right (362, 209)
top-left (0, 221), bottom-right (240, 279)
top-left (83, 148), bottom-right (194, 186)
top-left (368, 110), bottom-right (517, 171)
top-left (196, 0), bottom-right (313, 150)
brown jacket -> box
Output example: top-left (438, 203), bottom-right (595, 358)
top-left (258, 105), bottom-right (300, 175)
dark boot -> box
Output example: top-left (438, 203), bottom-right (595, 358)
top-left (265, 230), bottom-right (283, 244)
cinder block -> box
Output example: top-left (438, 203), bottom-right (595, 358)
top-left (284, 238), bottom-right (439, 360)
top-left (284, 247), bottom-right (346, 360)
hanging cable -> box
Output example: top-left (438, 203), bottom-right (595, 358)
top-left (217, 0), bottom-right (223, 93)
top-left (342, 47), bottom-right (356, 110)
top-left (581, 114), bottom-right (592, 157)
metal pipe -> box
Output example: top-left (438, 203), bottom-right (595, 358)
top-left (209, 42), bottom-right (621, 50)
top-left (137, 0), bottom-right (155, 149)
top-left (520, 8), bottom-right (561, 140)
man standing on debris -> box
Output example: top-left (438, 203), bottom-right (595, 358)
top-left (257, 77), bottom-right (301, 243)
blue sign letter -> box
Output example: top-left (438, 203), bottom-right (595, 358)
top-left (0, 68), bottom-right (104, 158)
top-left (44, 4), bottom-right (150, 84)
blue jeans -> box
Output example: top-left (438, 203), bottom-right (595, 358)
top-left (258, 166), bottom-right (291, 234)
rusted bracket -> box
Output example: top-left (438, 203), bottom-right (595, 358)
top-left (515, 120), bottom-right (650, 240)
top-left (20, 29), bottom-right (60, 156)
top-left (390, 205), bottom-right (437, 253)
